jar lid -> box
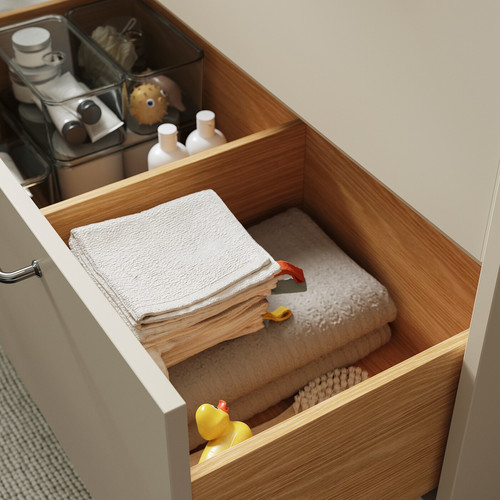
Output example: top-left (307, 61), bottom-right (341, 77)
top-left (12, 27), bottom-right (51, 53)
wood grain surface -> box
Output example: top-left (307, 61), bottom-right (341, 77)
top-left (191, 332), bottom-right (468, 500)
top-left (42, 121), bottom-right (305, 243)
top-left (303, 128), bottom-right (480, 358)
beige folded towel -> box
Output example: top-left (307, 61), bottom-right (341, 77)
top-left (169, 208), bottom-right (397, 424)
top-left (143, 297), bottom-right (269, 368)
top-left (187, 325), bottom-right (391, 450)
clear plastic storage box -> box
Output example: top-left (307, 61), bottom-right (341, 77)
top-left (0, 14), bottom-right (126, 163)
top-left (67, 0), bottom-right (204, 136)
top-left (0, 102), bottom-right (55, 204)
top-left (0, 14), bottom-right (130, 199)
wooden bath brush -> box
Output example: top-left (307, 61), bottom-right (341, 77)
top-left (251, 366), bottom-right (369, 435)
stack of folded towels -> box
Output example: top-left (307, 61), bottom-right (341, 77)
top-left (167, 207), bottom-right (398, 449)
top-left (69, 190), bottom-right (281, 368)
top-left (69, 190), bottom-right (398, 451)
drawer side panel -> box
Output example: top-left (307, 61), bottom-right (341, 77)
top-left (303, 128), bottom-right (480, 355)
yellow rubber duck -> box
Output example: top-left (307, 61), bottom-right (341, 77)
top-left (196, 400), bottom-right (252, 463)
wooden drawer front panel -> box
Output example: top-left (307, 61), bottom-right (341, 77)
top-left (42, 121), bottom-right (306, 243)
top-left (191, 333), bottom-right (467, 499)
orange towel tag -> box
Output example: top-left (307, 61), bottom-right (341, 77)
top-left (275, 260), bottom-right (305, 283)
top-left (263, 306), bottom-right (293, 322)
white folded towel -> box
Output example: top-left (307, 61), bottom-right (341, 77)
top-left (69, 189), bottom-right (281, 343)
top-left (169, 208), bottom-right (397, 424)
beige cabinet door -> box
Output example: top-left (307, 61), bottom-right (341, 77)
top-left (437, 173), bottom-right (500, 498)
top-left (0, 162), bottom-right (191, 500)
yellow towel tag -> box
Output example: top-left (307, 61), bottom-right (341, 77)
top-left (263, 306), bottom-right (292, 322)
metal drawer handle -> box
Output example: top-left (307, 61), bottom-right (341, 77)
top-left (0, 260), bottom-right (42, 284)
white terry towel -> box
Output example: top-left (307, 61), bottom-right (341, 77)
top-left (69, 189), bottom-right (281, 341)
top-left (186, 325), bottom-right (391, 450)
top-left (169, 208), bottom-right (397, 423)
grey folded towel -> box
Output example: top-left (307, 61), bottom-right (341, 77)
top-left (187, 325), bottom-right (391, 450)
top-left (169, 208), bottom-right (397, 425)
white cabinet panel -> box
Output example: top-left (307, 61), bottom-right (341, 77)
top-left (162, 0), bottom-right (500, 260)
top-left (0, 162), bottom-right (191, 500)
top-left (437, 172), bottom-right (500, 498)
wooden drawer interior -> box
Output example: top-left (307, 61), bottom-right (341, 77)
top-left (1, 0), bottom-right (481, 497)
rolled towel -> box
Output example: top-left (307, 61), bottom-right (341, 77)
top-left (169, 208), bottom-right (397, 423)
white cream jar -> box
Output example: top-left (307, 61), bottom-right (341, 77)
top-left (11, 27), bottom-right (52, 68)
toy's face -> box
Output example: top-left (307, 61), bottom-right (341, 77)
top-left (129, 83), bottom-right (169, 125)
top-left (195, 403), bottom-right (230, 441)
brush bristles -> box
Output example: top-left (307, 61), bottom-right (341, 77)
top-left (292, 366), bottom-right (368, 414)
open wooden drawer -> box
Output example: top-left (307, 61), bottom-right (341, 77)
top-left (0, 1), bottom-right (480, 499)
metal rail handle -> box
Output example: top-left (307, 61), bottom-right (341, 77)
top-left (0, 260), bottom-right (42, 284)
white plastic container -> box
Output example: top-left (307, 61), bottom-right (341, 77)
top-left (52, 130), bottom-right (124, 199)
top-left (55, 154), bottom-right (124, 199)
top-left (9, 62), bottom-right (60, 104)
top-left (18, 102), bottom-right (46, 144)
top-left (147, 123), bottom-right (188, 170)
top-left (122, 131), bottom-right (156, 177)
top-left (185, 110), bottom-right (226, 155)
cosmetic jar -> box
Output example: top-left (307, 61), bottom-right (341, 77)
top-left (11, 27), bottom-right (52, 68)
